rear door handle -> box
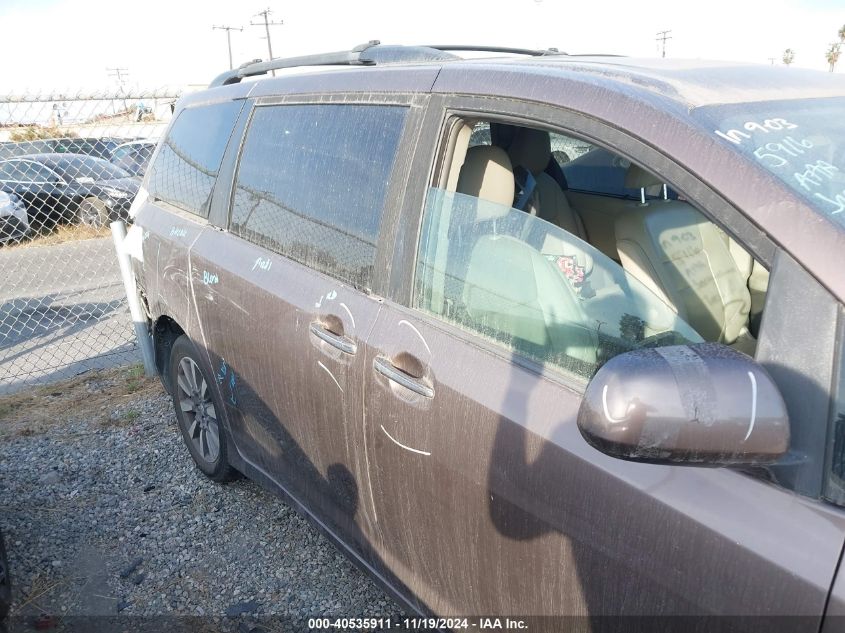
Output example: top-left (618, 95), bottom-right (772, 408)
top-left (373, 356), bottom-right (435, 398)
top-left (309, 322), bottom-right (357, 355)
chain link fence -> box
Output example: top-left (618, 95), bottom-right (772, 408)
top-left (0, 90), bottom-right (181, 393)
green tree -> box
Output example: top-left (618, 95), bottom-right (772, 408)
top-left (782, 48), bottom-right (795, 65)
top-left (828, 42), bottom-right (842, 72)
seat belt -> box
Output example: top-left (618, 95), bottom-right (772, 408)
top-left (513, 166), bottom-right (536, 211)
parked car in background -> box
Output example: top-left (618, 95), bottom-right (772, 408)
top-left (0, 137), bottom-right (122, 161)
top-left (110, 140), bottom-right (156, 178)
top-left (52, 136), bottom-right (122, 160)
top-left (0, 153), bottom-right (138, 229)
top-left (0, 190), bottom-right (30, 243)
top-left (0, 139), bottom-right (53, 160)
top-left (129, 44), bottom-right (845, 629)
top-left (0, 529), bottom-right (10, 622)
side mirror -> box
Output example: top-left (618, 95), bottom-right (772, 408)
top-left (577, 343), bottom-right (789, 466)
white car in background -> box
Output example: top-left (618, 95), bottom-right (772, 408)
top-left (0, 190), bottom-right (29, 243)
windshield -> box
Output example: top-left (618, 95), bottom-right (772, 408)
top-left (694, 97), bottom-right (845, 223)
top-left (56, 157), bottom-right (130, 182)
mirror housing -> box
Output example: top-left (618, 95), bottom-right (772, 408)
top-left (577, 343), bottom-right (789, 466)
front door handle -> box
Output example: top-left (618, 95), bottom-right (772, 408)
top-left (373, 356), bottom-right (435, 398)
top-left (309, 322), bottom-right (357, 355)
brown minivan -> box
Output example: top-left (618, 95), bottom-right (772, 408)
top-left (127, 43), bottom-right (845, 630)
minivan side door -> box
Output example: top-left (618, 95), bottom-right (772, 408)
top-left (362, 98), bottom-right (845, 624)
top-left (189, 96), bottom-right (420, 558)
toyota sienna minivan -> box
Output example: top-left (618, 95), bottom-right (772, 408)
top-left (126, 42), bottom-right (845, 630)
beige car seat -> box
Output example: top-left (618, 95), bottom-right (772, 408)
top-left (615, 164), bottom-right (755, 352)
top-left (508, 127), bottom-right (587, 240)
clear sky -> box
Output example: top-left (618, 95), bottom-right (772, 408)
top-left (0, 0), bottom-right (843, 92)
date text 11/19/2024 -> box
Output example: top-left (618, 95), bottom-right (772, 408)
top-left (308, 617), bottom-right (529, 630)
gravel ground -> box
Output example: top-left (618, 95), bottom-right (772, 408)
top-left (0, 367), bottom-right (402, 632)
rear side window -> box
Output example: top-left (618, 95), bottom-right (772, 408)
top-left (230, 103), bottom-right (408, 289)
top-left (147, 101), bottom-right (242, 218)
top-left (563, 147), bottom-right (640, 197)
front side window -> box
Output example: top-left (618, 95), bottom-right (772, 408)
top-left (414, 187), bottom-right (702, 380)
top-left (230, 103), bottom-right (408, 289)
top-left (147, 101), bottom-right (242, 217)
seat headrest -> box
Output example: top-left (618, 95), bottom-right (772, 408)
top-left (624, 164), bottom-right (663, 189)
top-left (508, 128), bottom-right (552, 175)
top-left (457, 145), bottom-right (515, 207)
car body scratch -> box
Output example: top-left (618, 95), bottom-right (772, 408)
top-left (317, 360), bottom-right (343, 393)
top-left (398, 319), bottom-right (431, 355)
top-left (743, 371), bottom-right (758, 442)
top-left (339, 302), bottom-right (356, 329)
top-left (380, 424), bottom-right (431, 456)
top-left (602, 384), bottom-right (627, 423)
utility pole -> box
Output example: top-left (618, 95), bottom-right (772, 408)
top-left (106, 67), bottom-right (129, 113)
top-left (655, 30), bottom-right (672, 58)
top-left (213, 25), bottom-right (243, 70)
top-left (768, 57), bottom-right (776, 65)
top-left (250, 8), bottom-right (283, 75)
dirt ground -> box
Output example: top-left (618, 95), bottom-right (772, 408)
top-left (0, 364), bottom-right (159, 440)
top-left (0, 365), bottom-right (400, 632)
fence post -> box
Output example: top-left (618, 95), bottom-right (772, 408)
top-left (110, 220), bottom-right (156, 376)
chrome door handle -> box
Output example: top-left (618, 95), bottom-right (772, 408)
top-left (373, 356), bottom-right (435, 398)
top-left (309, 322), bottom-right (357, 355)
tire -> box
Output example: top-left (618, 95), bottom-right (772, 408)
top-left (168, 335), bottom-right (236, 482)
top-left (0, 530), bottom-right (11, 621)
top-left (76, 197), bottom-right (109, 228)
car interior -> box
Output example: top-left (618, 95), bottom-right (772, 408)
top-left (425, 119), bottom-right (770, 371)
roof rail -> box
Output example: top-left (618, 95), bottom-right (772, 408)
top-left (208, 42), bottom-right (565, 88)
top-left (210, 41), bottom-right (464, 87)
top-left (209, 40), bottom-right (380, 88)
top-left (421, 45), bottom-right (565, 56)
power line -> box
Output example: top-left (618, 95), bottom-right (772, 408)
top-left (106, 67), bottom-right (129, 86)
top-left (106, 67), bottom-right (129, 111)
top-left (655, 30), bottom-right (672, 58)
top-left (250, 8), bottom-right (284, 75)
top-left (213, 25), bottom-right (243, 70)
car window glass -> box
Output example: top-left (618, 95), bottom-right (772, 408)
top-left (469, 122), bottom-right (492, 147)
top-left (0, 161), bottom-right (27, 182)
top-left (147, 101), bottom-right (242, 217)
top-left (413, 186), bottom-right (702, 380)
top-left (58, 158), bottom-right (129, 182)
top-left (549, 132), bottom-right (593, 168)
top-left (0, 161), bottom-right (55, 183)
top-left (562, 145), bottom-right (676, 200)
top-left (230, 103), bottom-right (408, 289)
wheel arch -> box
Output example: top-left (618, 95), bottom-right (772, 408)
top-left (152, 315), bottom-right (185, 394)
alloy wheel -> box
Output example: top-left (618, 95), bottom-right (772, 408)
top-left (176, 357), bottom-right (220, 463)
